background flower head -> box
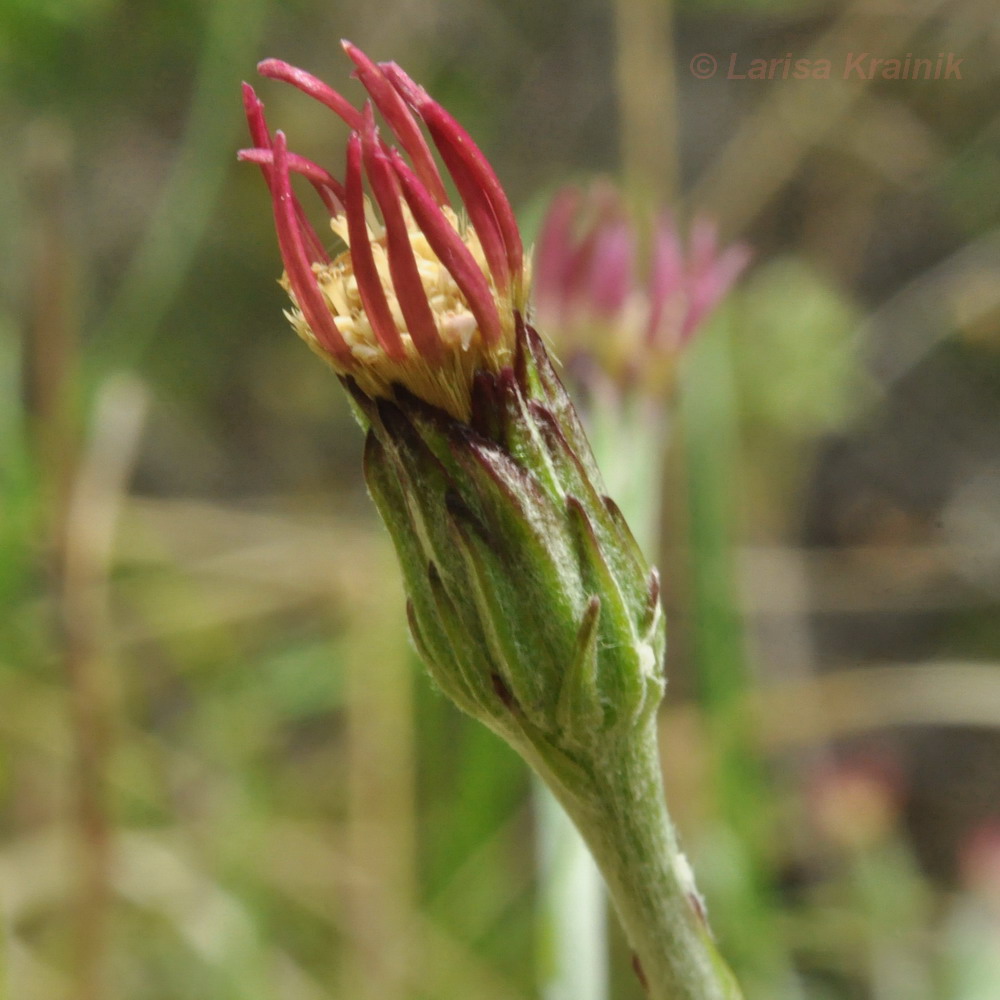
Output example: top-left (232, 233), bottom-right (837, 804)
top-left (533, 181), bottom-right (750, 392)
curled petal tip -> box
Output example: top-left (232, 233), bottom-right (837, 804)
top-left (242, 80), bottom-right (266, 118)
top-left (258, 58), bottom-right (363, 130)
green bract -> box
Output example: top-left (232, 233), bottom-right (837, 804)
top-left (352, 318), bottom-right (665, 762)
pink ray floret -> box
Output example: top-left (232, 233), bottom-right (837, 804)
top-left (360, 115), bottom-right (442, 361)
top-left (341, 41), bottom-right (449, 208)
top-left (269, 131), bottom-right (351, 364)
top-left (586, 219), bottom-right (634, 318)
top-left (391, 150), bottom-right (502, 346)
top-left (647, 216), bottom-right (685, 346)
top-left (237, 147), bottom-right (345, 214)
top-left (242, 82), bottom-right (329, 264)
top-left (533, 187), bottom-right (583, 319)
top-left (380, 61), bottom-right (524, 291)
top-left (345, 127), bottom-right (407, 361)
top-left (257, 59), bottom-right (364, 132)
top-left (682, 220), bottom-right (752, 341)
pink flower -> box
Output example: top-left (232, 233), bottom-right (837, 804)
top-left (239, 42), bottom-right (528, 419)
top-left (533, 182), bottom-right (749, 389)
top-left (959, 820), bottom-right (1000, 902)
top-left (806, 752), bottom-right (905, 851)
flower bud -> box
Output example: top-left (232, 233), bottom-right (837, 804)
top-left (242, 47), bottom-right (664, 757)
top-left (358, 317), bottom-right (664, 755)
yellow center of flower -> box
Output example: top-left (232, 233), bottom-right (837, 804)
top-left (282, 202), bottom-right (529, 421)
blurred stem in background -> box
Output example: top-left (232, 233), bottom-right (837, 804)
top-left (679, 317), bottom-right (798, 995)
top-left (15, 0), bottom-right (267, 993)
top-left (613, 0), bottom-right (678, 208)
top-left (57, 378), bottom-right (148, 1000)
top-left (535, 2), bottom-right (679, 994)
top-left (24, 123), bottom-right (149, 1000)
top-left (341, 549), bottom-right (417, 1000)
top-left (23, 120), bottom-right (107, 1000)
top-left (91, 0), bottom-right (269, 373)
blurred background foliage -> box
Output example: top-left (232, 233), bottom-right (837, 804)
top-left (2, 0), bottom-right (1000, 998)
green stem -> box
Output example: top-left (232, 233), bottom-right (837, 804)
top-left (562, 378), bottom-right (743, 998)
top-left (534, 385), bottom-right (667, 1000)
top-left (526, 724), bottom-right (743, 1000)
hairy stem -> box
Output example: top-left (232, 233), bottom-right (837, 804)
top-left (527, 726), bottom-right (743, 1000)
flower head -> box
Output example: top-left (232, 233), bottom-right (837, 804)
top-left (239, 51), bottom-right (745, 997)
top-left (239, 47), bottom-right (664, 746)
top-left (239, 42), bottom-right (529, 420)
top-left (533, 182), bottom-right (750, 391)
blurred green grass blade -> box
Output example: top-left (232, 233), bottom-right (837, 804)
top-left (679, 313), bottom-right (795, 992)
top-left (680, 315), bottom-right (748, 721)
top-left (91, 0), bottom-right (269, 373)
top-left (0, 323), bottom-right (37, 613)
